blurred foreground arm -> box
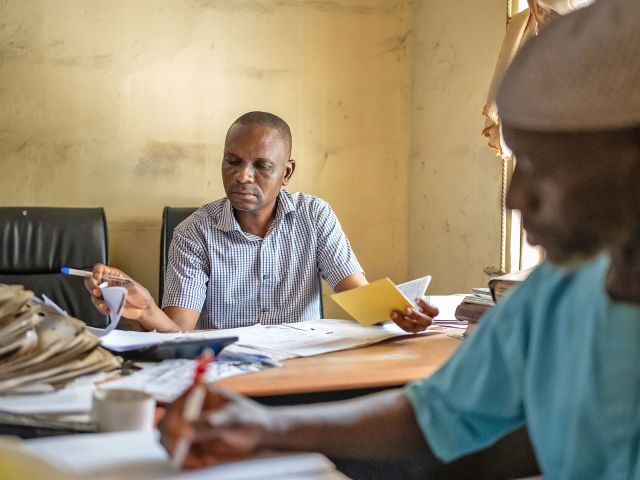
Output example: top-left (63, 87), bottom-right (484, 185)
top-left (160, 386), bottom-right (439, 471)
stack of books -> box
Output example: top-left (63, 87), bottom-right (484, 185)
top-left (454, 288), bottom-right (495, 333)
top-left (0, 284), bottom-right (122, 394)
top-left (489, 267), bottom-right (534, 302)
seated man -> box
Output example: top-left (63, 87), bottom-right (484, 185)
top-left (159, 1), bottom-right (640, 478)
top-left (86, 111), bottom-right (435, 332)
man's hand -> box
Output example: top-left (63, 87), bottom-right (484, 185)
top-left (83, 263), bottom-right (155, 321)
top-left (160, 386), bottom-right (271, 470)
top-left (390, 297), bottom-right (439, 333)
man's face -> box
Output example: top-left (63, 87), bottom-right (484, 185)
top-left (504, 126), bottom-right (640, 265)
top-left (222, 123), bottom-right (294, 214)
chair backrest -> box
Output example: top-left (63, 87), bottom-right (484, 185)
top-left (159, 207), bottom-right (197, 305)
top-left (158, 206), bottom-right (325, 318)
top-left (0, 207), bottom-right (109, 327)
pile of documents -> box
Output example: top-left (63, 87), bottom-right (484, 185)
top-left (0, 284), bottom-right (122, 394)
top-left (454, 288), bottom-right (495, 324)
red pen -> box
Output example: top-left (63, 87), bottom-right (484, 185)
top-left (170, 348), bottom-right (214, 469)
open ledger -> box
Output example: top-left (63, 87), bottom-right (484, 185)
top-left (20, 430), bottom-right (349, 480)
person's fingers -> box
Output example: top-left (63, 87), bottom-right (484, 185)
top-left (88, 293), bottom-right (110, 313)
top-left (390, 311), bottom-right (419, 332)
top-left (391, 307), bottom-right (433, 333)
top-left (159, 394), bottom-right (190, 454)
top-left (97, 300), bottom-right (110, 314)
top-left (405, 307), bottom-right (432, 329)
top-left (416, 297), bottom-right (439, 317)
top-left (91, 263), bottom-right (132, 287)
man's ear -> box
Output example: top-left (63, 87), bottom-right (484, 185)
top-left (282, 159), bottom-right (296, 186)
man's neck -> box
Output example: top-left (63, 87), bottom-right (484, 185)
top-left (606, 228), bottom-right (640, 305)
top-left (233, 201), bottom-right (278, 238)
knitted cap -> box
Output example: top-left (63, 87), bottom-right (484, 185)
top-left (497, 0), bottom-right (640, 132)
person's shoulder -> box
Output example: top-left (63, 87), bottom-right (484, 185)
top-left (527, 254), bottom-right (608, 293)
top-left (497, 254), bottom-right (609, 315)
top-left (175, 198), bottom-right (227, 234)
top-left (286, 191), bottom-right (333, 215)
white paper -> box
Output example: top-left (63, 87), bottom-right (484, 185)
top-left (396, 275), bottom-right (432, 307)
top-left (99, 319), bottom-right (411, 362)
top-left (184, 319), bottom-right (411, 361)
top-left (426, 294), bottom-right (466, 321)
top-left (41, 294), bottom-right (67, 315)
top-left (86, 283), bottom-right (127, 337)
top-left (24, 431), bottom-right (346, 480)
top-left (0, 383), bottom-right (95, 414)
top-left (101, 357), bottom-right (271, 404)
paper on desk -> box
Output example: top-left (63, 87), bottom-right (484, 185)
top-left (0, 381), bottom-right (97, 414)
top-left (101, 355), bottom-right (274, 403)
top-left (426, 294), bottom-right (465, 321)
top-left (85, 283), bottom-right (127, 337)
top-left (99, 319), bottom-right (412, 363)
top-left (331, 276), bottom-right (431, 326)
top-left (24, 431), bottom-right (347, 480)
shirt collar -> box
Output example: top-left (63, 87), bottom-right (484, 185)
top-left (215, 189), bottom-right (296, 233)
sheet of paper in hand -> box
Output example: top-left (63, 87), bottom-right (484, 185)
top-left (85, 282), bottom-right (127, 337)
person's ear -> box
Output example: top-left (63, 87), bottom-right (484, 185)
top-left (282, 159), bottom-right (296, 186)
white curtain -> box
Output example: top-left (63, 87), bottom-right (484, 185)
top-left (482, 0), bottom-right (593, 273)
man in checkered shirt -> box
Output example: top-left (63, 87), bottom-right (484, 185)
top-left (86, 112), bottom-right (437, 332)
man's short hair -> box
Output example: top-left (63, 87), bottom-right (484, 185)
top-left (230, 111), bottom-right (292, 156)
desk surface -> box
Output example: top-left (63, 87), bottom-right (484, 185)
top-left (217, 332), bottom-right (461, 397)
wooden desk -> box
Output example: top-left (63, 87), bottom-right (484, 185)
top-left (217, 332), bottom-right (461, 399)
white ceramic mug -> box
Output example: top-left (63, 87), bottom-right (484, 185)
top-left (92, 389), bottom-right (156, 432)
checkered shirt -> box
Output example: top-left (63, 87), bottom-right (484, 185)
top-left (162, 190), bottom-right (363, 329)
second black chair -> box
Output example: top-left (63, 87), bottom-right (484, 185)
top-left (0, 207), bottom-right (109, 327)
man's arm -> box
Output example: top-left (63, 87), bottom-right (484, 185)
top-left (334, 272), bottom-right (368, 292)
top-left (160, 387), bottom-right (442, 471)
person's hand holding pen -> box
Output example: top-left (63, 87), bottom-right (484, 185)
top-left (83, 263), bottom-right (156, 324)
top-left (160, 385), bottom-right (268, 470)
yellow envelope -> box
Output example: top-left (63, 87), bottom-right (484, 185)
top-left (331, 278), bottom-right (413, 326)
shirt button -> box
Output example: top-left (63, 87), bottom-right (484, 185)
top-left (262, 274), bottom-right (269, 280)
top-left (261, 308), bottom-right (269, 313)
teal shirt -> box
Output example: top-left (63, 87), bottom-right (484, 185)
top-left (405, 255), bottom-right (640, 479)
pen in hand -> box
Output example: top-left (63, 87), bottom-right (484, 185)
top-left (60, 267), bottom-right (132, 284)
top-left (170, 348), bottom-right (214, 470)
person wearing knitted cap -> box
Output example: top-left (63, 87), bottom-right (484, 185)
top-left (160, 1), bottom-right (640, 478)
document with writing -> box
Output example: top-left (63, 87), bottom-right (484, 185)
top-left (99, 319), bottom-right (413, 362)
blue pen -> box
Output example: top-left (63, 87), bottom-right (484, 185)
top-left (61, 267), bottom-right (132, 284)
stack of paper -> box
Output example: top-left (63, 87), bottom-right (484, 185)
top-left (0, 284), bottom-right (122, 395)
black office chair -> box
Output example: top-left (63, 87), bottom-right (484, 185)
top-left (0, 207), bottom-right (109, 327)
top-left (159, 207), bottom-right (197, 306)
top-left (159, 206), bottom-right (325, 318)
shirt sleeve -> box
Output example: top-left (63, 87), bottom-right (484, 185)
top-left (313, 200), bottom-right (364, 289)
top-left (161, 221), bottom-right (210, 312)
top-left (403, 270), bottom-right (541, 462)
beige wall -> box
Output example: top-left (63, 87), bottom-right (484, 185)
top-left (0, 0), bottom-right (505, 316)
top-left (409, 0), bottom-right (505, 294)
top-left (0, 0), bottom-right (412, 317)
